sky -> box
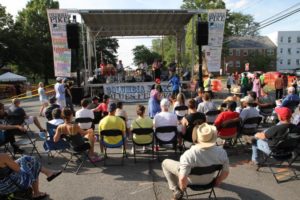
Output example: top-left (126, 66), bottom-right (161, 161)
top-left (1, 0), bottom-right (300, 67)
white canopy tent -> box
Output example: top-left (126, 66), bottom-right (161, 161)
top-left (0, 72), bottom-right (27, 82)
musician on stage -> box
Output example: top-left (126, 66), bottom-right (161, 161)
top-left (117, 60), bottom-right (124, 82)
top-left (152, 59), bottom-right (161, 81)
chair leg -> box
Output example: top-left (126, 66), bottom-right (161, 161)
top-left (185, 190), bottom-right (189, 200)
top-left (210, 188), bottom-right (217, 199)
top-left (64, 153), bottom-right (73, 171)
top-left (133, 143), bottom-right (136, 163)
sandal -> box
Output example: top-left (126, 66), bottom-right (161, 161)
top-left (47, 170), bottom-right (62, 182)
top-left (89, 155), bottom-right (104, 163)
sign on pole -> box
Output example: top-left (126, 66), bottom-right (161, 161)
top-left (47, 9), bottom-right (71, 77)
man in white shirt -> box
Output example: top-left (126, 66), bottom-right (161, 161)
top-left (75, 99), bottom-right (94, 130)
top-left (154, 98), bottom-right (177, 142)
top-left (239, 96), bottom-right (261, 128)
top-left (48, 108), bottom-right (64, 126)
top-left (54, 77), bottom-right (66, 108)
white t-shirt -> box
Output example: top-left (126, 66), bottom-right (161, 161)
top-left (173, 102), bottom-right (188, 118)
top-left (48, 119), bottom-right (64, 126)
top-left (75, 108), bottom-right (95, 129)
top-left (154, 111), bottom-right (178, 141)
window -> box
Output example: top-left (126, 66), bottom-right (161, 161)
top-left (280, 36), bottom-right (283, 43)
top-left (229, 49), bottom-right (233, 56)
top-left (288, 48), bottom-right (291, 55)
top-left (297, 59), bottom-right (300, 65)
top-left (288, 59), bottom-right (291, 65)
top-left (280, 48), bottom-right (283, 54)
top-left (236, 49), bottom-right (240, 56)
top-left (288, 36), bottom-right (291, 43)
top-left (228, 61), bottom-right (233, 67)
top-left (280, 59), bottom-right (283, 65)
top-left (243, 50), bottom-right (248, 56)
top-left (298, 37), bottom-right (300, 43)
top-left (267, 49), bottom-right (274, 55)
top-left (297, 48), bottom-right (300, 54)
top-left (236, 61), bottom-right (240, 68)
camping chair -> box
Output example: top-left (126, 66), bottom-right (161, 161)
top-left (184, 164), bottom-right (223, 199)
top-left (217, 118), bottom-right (241, 148)
top-left (43, 122), bottom-right (70, 164)
top-left (63, 134), bottom-right (97, 175)
top-left (131, 128), bottom-right (154, 163)
top-left (154, 126), bottom-right (178, 161)
top-left (238, 116), bottom-right (262, 145)
top-left (100, 129), bottom-right (127, 166)
top-left (75, 117), bottom-right (95, 130)
top-left (256, 135), bottom-right (300, 183)
top-left (174, 105), bottom-right (188, 121)
top-left (259, 104), bottom-right (275, 124)
top-left (205, 110), bottom-right (221, 125)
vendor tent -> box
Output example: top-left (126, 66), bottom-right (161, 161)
top-left (0, 72), bottom-right (27, 82)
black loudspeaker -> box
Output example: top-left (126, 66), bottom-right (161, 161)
top-left (71, 87), bottom-right (84, 105)
top-left (66, 23), bottom-right (79, 49)
top-left (196, 22), bottom-right (209, 46)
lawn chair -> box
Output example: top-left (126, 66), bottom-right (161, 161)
top-left (154, 126), bottom-right (178, 161)
top-left (174, 105), bottom-right (188, 121)
top-left (131, 128), bottom-right (154, 163)
top-left (64, 134), bottom-right (97, 175)
top-left (256, 134), bottom-right (300, 183)
top-left (184, 164), bottom-right (223, 199)
top-left (100, 129), bottom-right (127, 166)
top-left (205, 110), bottom-right (221, 125)
top-left (43, 122), bottom-right (70, 164)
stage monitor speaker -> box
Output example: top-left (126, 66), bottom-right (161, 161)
top-left (196, 22), bottom-right (209, 46)
top-left (71, 87), bottom-right (84, 105)
top-left (66, 23), bottom-right (79, 49)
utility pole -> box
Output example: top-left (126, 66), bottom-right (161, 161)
top-left (198, 15), bottom-right (204, 89)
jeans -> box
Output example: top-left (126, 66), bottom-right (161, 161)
top-left (251, 139), bottom-right (271, 162)
top-left (162, 159), bottom-right (180, 191)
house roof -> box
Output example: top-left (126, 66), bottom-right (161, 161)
top-left (226, 36), bottom-right (276, 49)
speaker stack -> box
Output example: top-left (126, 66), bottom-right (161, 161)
top-left (66, 23), bottom-right (80, 49)
top-left (196, 22), bottom-right (209, 46)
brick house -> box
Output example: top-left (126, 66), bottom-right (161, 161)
top-left (223, 36), bottom-right (277, 74)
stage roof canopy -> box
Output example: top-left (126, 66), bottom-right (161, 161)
top-left (79, 9), bottom-right (202, 37)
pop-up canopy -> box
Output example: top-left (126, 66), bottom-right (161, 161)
top-left (0, 72), bottom-right (27, 82)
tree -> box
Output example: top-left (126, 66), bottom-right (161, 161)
top-left (181, 0), bottom-right (225, 9)
top-left (132, 45), bottom-right (161, 66)
top-left (14, 0), bottom-right (59, 84)
top-left (246, 51), bottom-right (276, 72)
top-left (151, 36), bottom-right (176, 65)
top-left (95, 38), bottom-right (119, 65)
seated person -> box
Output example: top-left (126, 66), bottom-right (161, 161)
top-left (7, 98), bottom-right (46, 132)
top-left (214, 101), bottom-right (240, 139)
top-left (173, 93), bottom-right (188, 119)
top-left (181, 99), bottom-right (206, 143)
top-left (116, 101), bottom-right (128, 122)
top-left (194, 88), bottom-right (204, 108)
top-left (197, 93), bottom-right (217, 114)
top-left (251, 107), bottom-right (300, 165)
top-left (45, 96), bottom-right (60, 121)
top-left (93, 94), bottom-right (110, 118)
top-left (280, 87), bottom-right (300, 110)
top-left (130, 105), bottom-right (153, 153)
top-left (54, 108), bottom-right (102, 162)
top-left (223, 86), bottom-right (242, 104)
top-left (0, 153), bottom-right (62, 198)
top-left (154, 98), bottom-right (178, 143)
top-left (48, 108), bottom-right (64, 126)
top-left (98, 103), bottom-right (126, 153)
top-left (239, 96), bottom-right (261, 129)
top-left (75, 99), bottom-right (94, 130)
top-left (162, 123), bottom-right (229, 200)
top-left (257, 87), bottom-right (275, 114)
top-left (87, 96), bottom-right (99, 110)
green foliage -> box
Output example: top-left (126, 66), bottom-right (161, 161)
top-left (95, 38), bottom-right (119, 65)
top-left (246, 52), bottom-right (276, 72)
top-left (132, 45), bottom-right (161, 66)
top-left (181, 0), bottom-right (225, 9)
top-left (151, 36), bottom-right (176, 65)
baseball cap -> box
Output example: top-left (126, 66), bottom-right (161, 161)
top-left (241, 96), bottom-right (254, 104)
top-left (56, 77), bottom-right (63, 82)
top-left (275, 107), bottom-right (292, 121)
top-left (92, 96), bottom-right (99, 101)
top-left (108, 102), bottom-right (117, 112)
top-left (160, 98), bottom-right (170, 108)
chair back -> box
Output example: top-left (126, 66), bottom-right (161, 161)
top-left (205, 110), bottom-right (220, 124)
top-left (46, 122), bottom-right (57, 140)
top-left (220, 118), bottom-right (240, 129)
top-left (285, 100), bottom-right (300, 111)
top-left (242, 116), bottom-right (262, 126)
top-left (155, 126), bottom-right (177, 143)
top-left (240, 116), bottom-right (262, 135)
top-left (75, 117), bottom-right (93, 123)
top-left (100, 129), bottom-right (124, 147)
top-left (65, 134), bottom-right (87, 149)
top-left (190, 164), bottom-right (223, 176)
top-left (6, 114), bottom-right (24, 125)
top-left (131, 128), bottom-right (153, 135)
top-left (174, 105), bottom-right (188, 112)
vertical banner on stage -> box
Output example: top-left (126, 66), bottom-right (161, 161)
top-left (203, 9), bottom-right (226, 72)
top-left (47, 9), bottom-right (71, 77)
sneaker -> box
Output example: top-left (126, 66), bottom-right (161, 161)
top-left (89, 155), bottom-right (104, 163)
top-left (172, 189), bottom-right (184, 200)
top-left (153, 145), bottom-right (160, 152)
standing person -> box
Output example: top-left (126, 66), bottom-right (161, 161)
top-left (226, 73), bottom-right (235, 93)
top-left (252, 73), bottom-right (261, 98)
top-left (275, 74), bottom-right (284, 99)
top-left (38, 82), bottom-right (48, 116)
top-left (241, 72), bottom-right (249, 97)
top-left (117, 60), bottom-right (124, 83)
top-left (168, 73), bottom-right (181, 97)
top-left (152, 59), bottom-right (161, 81)
top-left (148, 84), bottom-right (162, 119)
top-left (64, 79), bottom-right (74, 114)
top-left (204, 73), bottom-right (213, 98)
top-left (54, 77), bottom-right (66, 109)
top-left (292, 77), bottom-right (298, 95)
top-left (93, 94), bottom-right (110, 116)
top-left (259, 73), bottom-right (265, 88)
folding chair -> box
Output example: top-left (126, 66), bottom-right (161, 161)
top-left (154, 126), bottom-right (178, 161)
top-left (284, 100), bottom-right (300, 113)
top-left (185, 164), bottom-right (223, 199)
top-left (259, 104), bottom-right (275, 124)
top-left (43, 122), bottom-right (70, 164)
top-left (288, 133), bottom-right (300, 166)
top-left (63, 134), bottom-right (97, 175)
top-left (174, 105), bottom-right (188, 120)
top-left (217, 118), bottom-right (241, 148)
top-left (256, 136), bottom-right (300, 183)
top-left (93, 111), bottom-right (102, 125)
top-left (238, 116), bottom-right (262, 145)
top-left (205, 110), bottom-right (221, 125)
top-left (75, 117), bottom-right (94, 130)
top-left (131, 128), bottom-right (154, 163)
top-left (100, 129), bottom-right (127, 166)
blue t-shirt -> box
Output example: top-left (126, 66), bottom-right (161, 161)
top-left (169, 75), bottom-right (180, 91)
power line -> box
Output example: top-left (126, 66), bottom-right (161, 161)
top-left (239, 0), bottom-right (264, 12)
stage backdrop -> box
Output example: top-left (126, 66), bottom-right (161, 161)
top-left (47, 9), bottom-right (71, 77)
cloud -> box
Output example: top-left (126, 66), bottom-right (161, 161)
top-left (224, 0), bottom-right (250, 10)
top-left (266, 31), bottom-right (278, 46)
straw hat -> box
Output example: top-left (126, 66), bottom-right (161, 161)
top-left (192, 123), bottom-right (217, 148)
top-left (231, 86), bottom-right (242, 95)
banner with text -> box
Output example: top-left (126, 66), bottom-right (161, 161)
top-left (47, 9), bottom-right (71, 77)
top-left (103, 82), bottom-right (173, 103)
top-left (204, 9), bottom-right (226, 72)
